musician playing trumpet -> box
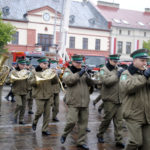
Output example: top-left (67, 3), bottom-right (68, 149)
top-left (7, 58), bottom-right (28, 124)
top-left (30, 57), bottom-right (58, 136)
top-left (120, 49), bottom-right (150, 150)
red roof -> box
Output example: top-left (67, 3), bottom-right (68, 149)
top-left (97, 5), bottom-right (150, 30)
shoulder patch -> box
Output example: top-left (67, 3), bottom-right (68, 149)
top-left (63, 72), bottom-right (70, 78)
top-left (121, 74), bottom-right (127, 81)
top-left (100, 70), bottom-right (104, 75)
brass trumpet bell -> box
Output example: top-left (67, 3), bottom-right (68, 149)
top-left (0, 54), bottom-right (9, 71)
top-left (35, 69), bottom-right (56, 84)
top-left (0, 54), bottom-right (10, 85)
top-left (10, 69), bottom-right (30, 83)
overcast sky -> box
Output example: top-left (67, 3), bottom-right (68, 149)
top-left (75, 0), bottom-right (150, 11)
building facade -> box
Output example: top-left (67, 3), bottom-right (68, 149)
top-left (0, 0), bottom-right (110, 61)
top-left (96, 0), bottom-right (150, 59)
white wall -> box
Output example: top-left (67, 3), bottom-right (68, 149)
top-left (67, 27), bottom-right (110, 51)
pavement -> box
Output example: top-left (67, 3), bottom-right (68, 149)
top-left (0, 86), bottom-right (128, 150)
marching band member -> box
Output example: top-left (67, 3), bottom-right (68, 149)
top-left (120, 49), bottom-right (150, 150)
top-left (31, 57), bottom-right (58, 136)
top-left (8, 59), bottom-right (28, 124)
top-left (97, 54), bottom-right (125, 148)
top-left (50, 60), bottom-right (61, 122)
top-left (60, 55), bottom-right (96, 150)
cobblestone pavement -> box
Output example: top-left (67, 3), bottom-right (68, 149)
top-left (0, 86), bottom-right (128, 150)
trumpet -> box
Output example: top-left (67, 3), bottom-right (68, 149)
top-left (143, 65), bottom-right (147, 70)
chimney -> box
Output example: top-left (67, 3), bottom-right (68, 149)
top-left (97, 1), bottom-right (119, 8)
top-left (145, 8), bottom-right (150, 13)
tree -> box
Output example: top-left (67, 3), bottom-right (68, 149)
top-left (0, 12), bottom-right (16, 54)
top-left (143, 40), bottom-right (150, 50)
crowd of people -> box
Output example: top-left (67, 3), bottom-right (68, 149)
top-left (0, 48), bottom-right (150, 150)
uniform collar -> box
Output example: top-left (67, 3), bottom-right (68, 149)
top-left (106, 62), bottom-right (116, 71)
top-left (15, 66), bottom-right (21, 71)
top-left (35, 65), bottom-right (43, 72)
top-left (70, 65), bottom-right (81, 73)
top-left (128, 63), bottom-right (144, 75)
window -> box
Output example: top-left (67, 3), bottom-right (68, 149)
top-left (113, 18), bottom-right (121, 24)
top-left (69, 37), bottom-right (75, 49)
top-left (82, 38), bottom-right (88, 49)
top-left (117, 41), bottom-right (123, 54)
top-left (138, 21), bottom-right (144, 26)
top-left (144, 32), bottom-right (146, 37)
top-left (128, 30), bottom-right (130, 35)
top-left (38, 34), bottom-right (53, 51)
top-left (122, 19), bottom-right (129, 24)
top-left (95, 39), bottom-right (101, 50)
top-left (119, 30), bottom-right (122, 35)
top-left (12, 32), bottom-right (19, 45)
top-left (126, 42), bottom-right (131, 54)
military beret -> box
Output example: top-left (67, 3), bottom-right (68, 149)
top-left (72, 55), bottom-right (83, 63)
top-left (130, 49), bottom-right (149, 59)
top-left (37, 57), bottom-right (48, 63)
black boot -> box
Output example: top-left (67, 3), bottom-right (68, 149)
top-left (77, 144), bottom-right (89, 150)
top-left (42, 131), bottom-right (51, 136)
top-left (19, 121), bottom-right (25, 125)
top-left (115, 142), bottom-right (125, 148)
top-left (97, 137), bottom-right (104, 143)
top-left (86, 128), bottom-right (91, 132)
top-left (5, 96), bottom-right (9, 101)
top-left (32, 123), bottom-right (37, 131)
top-left (28, 111), bottom-right (34, 114)
top-left (53, 117), bottom-right (59, 122)
top-left (60, 136), bottom-right (66, 144)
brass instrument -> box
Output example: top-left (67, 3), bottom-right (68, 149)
top-left (35, 68), bottom-right (56, 84)
top-left (0, 54), bottom-right (10, 86)
top-left (58, 77), bottom-right (66, 93)
top-left (10, 69), bottom-right (30, 83)
top-left (143, 65), bottom-right (147, 70)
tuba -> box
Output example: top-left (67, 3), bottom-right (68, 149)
top-left (0, 54), bottom-right (10, 86)
top-left (35, 68), bottom-right (56, 84)
top-left (10, 69), bottom-right (30, 83)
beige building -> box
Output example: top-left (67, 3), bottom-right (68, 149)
top-left (96, 1), bottom-right (150, 59)
top-left (0, 0), bottom-right (110, 62)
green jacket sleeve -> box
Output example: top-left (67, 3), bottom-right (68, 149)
top-left (63, 69), bottom-right (80, 87)
top-left (86, 76), bottom-right (100, 86)
top-left (120, 73), bottom-right (147, 94)
top-left (100, 69), bottom-right (118, 86)
top-left (51, 75), bottom-right (59, 84)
